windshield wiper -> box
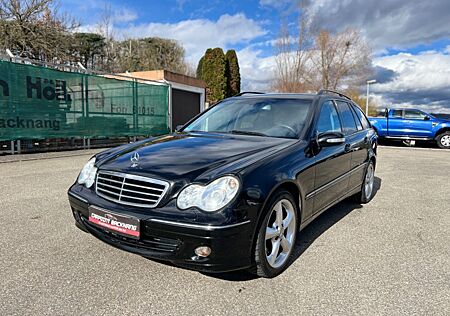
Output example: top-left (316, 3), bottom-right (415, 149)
top-left (229, 130), bottom-right (268, 137)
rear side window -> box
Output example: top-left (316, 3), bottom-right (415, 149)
top-left (317, 101), bottom-right (342, 134)
top-left (351, 103), bottom-right (370, 129)
top-left (335, 101), bottom-right (358, 134)
top-left (392, 110), bottom-right (403, 118)
top-left (350, 108), bottom-right (363, 131)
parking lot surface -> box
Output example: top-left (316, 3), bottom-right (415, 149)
top-left (0, 146), bottom-right (449, 315)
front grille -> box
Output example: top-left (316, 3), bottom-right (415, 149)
top-left (96, 170), bottom-right (169, 208)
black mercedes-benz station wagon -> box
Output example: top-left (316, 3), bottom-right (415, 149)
top-left (68, 90), bottom-right (377, 278)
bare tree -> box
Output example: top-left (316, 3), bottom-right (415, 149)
top-left (273, 5), bottom-right (314, 92)
top-left (0, 0), bottom-right (78, 61)
top-left (96, 3), bottom-right (115, 42)
top-left (112, 37), bottom-right (191, 75)
top-left (346, 88), bottom-right (379, 116)
top-left (0, 0), bottom-right (51, 20)
top-left (95, 3), bottom-right (116, 71)
top-left (272, 4), bottom-right (372, 92)
top-left (310, 29), bottom-right (371, 90)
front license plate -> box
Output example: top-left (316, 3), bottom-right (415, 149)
top-left (88, 206), bottom-right (140, 239)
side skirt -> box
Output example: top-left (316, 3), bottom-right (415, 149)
top-left (384, 136), bottom-right (433, 141)
top-left (299, 184), bottom-right (361, 231)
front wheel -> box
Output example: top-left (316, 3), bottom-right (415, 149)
top-left (436, 132), bottom-right (450, 149)
top-left (253, 190), bottom-right (299, 278)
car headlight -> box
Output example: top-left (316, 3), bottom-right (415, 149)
top-left (177, 176), bottom-right (240, 212)
top-left (77, 157), bottom-right (97, 188)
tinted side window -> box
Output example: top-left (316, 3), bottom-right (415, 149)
top-left (404, 109), bottom-right (426, 119)
top-left (392, 109), bottom-right (403, 118)
top-left (317, 101), bottom-right (342, 134)
top-left (351, 103), bottom-right (370, 129)
top-left (350, 107), bottom-right (363, 131)
top-left (335, 101), bottom-right (357, 134)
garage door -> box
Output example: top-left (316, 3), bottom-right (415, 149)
top-left (172, 89), bottom-right (201, 130)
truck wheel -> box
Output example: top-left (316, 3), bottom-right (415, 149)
top-left (436, 132), bottom-right (450, 149)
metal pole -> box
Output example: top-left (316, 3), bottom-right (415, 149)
top-left (17, 140), bottom-right (21, 154)
top-left (366, 82), bottom-right (370, 116)
top-left (168, 84), bottom-right (173, 132)
top-left (10, 140), bottom-right (14, 155)
top-left (134, 79), bottom-right (138, 137)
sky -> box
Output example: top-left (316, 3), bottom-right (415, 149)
top-left (62, 0), bottom-right (450, 113)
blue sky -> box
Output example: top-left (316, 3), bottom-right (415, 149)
top-left (62, 0), bottom-right (450, 113)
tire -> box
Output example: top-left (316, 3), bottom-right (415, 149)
top-left (354, 160), bottom-right (375, 204)
top-left (436, 132), bottom-right (450, 149)
top-left (252, 190), bottom-right (299, 278)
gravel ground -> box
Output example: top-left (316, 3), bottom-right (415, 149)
top-left (0, 146), bottom-right (449, 315)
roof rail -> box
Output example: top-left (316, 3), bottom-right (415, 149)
top-left (233, 91), bottom-right (265, 97)
top-left (317, 89), bottom-right (351, 101)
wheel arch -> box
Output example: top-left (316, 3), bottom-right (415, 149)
top-left (434, 127), bottom-right (450, 139)
top-left (249, 180), bottom-right (303, 265)
top-left (262, 180), bottom-right (303, 225)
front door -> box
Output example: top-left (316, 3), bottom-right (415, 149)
top-left (403, 109), bottom-right (433, 138)
top-left (311, 101), bottom-right (350, 215)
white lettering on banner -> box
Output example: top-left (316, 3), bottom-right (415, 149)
top-left (110, 220), bottom-right (137, 231)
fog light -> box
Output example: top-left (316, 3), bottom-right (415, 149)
top-left (194, 246), bottom-right (211, 257)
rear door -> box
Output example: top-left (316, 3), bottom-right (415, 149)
top-left (348, 103), bottom-right (372, 190)
top-left (311, 100), bottom-right (350, 215)
top-left (334, 100), bottom-right (368, 191)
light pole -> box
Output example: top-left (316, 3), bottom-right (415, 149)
top-left (366, 79), bottom-right (377, 115)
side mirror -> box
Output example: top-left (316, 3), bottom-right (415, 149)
top-left (175, 125), bottom-right (184, 132)
top-left (317, 132), bottom-right (345, 146)
top-left (424, 116), bottom-right (430, 121)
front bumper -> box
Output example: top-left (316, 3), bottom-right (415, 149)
top-left (68, 187), bottom-right (255, 273)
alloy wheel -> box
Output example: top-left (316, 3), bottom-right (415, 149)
top-left (265, 199), bottom-right (296, 269)
top-left (365, 163), bottom-right (375, 198)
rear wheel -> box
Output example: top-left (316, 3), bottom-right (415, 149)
top-left (354, 160), bottom-right (375, 204)
top-left (436, 132), bottom-right (450, 149)
top-left (253, 190), bottom-right (299, 278)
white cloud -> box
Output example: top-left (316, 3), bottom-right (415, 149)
top-left (116, 13), bottom-right (267, 65)
top-left (112, 8), bottom-right (138, 24)
top-left (259, 0), bottom-right (292, 8)
top-left (239, 47), bottom-right (450, 113)
top-left (372, 50), bottom-right (450, 113)
top-left (237, 47), bottom-right (276, 91)
top-left (306, 0), bottom-right (450, 50)
top-left (445, 45), bottom-right (450, 55)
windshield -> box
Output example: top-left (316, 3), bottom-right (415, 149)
top-left (183, 98), bottom-right (313, 139)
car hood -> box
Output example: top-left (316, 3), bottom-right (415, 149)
top-left (96, 132), bottom-right (296, 184)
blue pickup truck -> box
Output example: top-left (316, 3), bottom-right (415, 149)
top-left (368, 109), bottom-right (450, 149)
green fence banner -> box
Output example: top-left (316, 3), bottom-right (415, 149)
top-left (0, 60), bottom-right (169, 141)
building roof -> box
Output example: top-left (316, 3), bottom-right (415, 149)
top-left (117, 70), bottom-right (206, 89)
